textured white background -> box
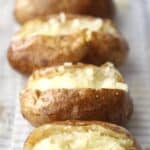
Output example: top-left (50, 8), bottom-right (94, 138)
top-left (0, 0), bottom-right (150, 149)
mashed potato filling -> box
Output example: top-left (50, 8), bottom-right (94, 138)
top-left (16, 13), bottom-right (117, 39)
top-left (33, 125), bottom-right (134, 150)
top-left (28, 63), bottom-right (128, 91)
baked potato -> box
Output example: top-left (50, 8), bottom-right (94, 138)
top-left (24, 121), bottom-right (141, 150)
top-left (8, 14), bottom-right (128, 74)
top-left (20, 62), bottom-right (133, 126)
top-left (14, 0), bottom-right (115, 24)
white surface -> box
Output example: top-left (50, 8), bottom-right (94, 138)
top-left (0, 0), bottom-right (150, 149)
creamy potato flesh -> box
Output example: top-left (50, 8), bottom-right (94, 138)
top-left (33, 125), bottom-right (134, 150)
top-left (15, 13), bottom-right (117, 39)
top-left (28, 63), bottom-right (128, 91)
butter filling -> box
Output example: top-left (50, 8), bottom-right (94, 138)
top-left (27, 63), bottom-right (128, 91)
top-left (33, 125), bottom-right (134, 150)
top-left (15, 13), bottom-right (117, 39)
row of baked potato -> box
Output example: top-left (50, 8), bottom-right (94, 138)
top-left (7, 0), bottom-right (141, 149)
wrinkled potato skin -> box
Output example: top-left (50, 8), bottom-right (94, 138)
top-left (20, 88), bottom-right (133, 127)
top-left (15, 0), bottom-right (115, 24)
top-left (24, 121), bottom-right (141, 150)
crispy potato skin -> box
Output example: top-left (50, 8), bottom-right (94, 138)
top-left (24, 121), bottom-right (141, 150)
top-left (20, 88), bottom-right (133, 127)
top-left (83, 32), bottom-right (129, 66)
top-left (8, 31), bottom-right (88, 74)
top-left (87, 0), bottom-right (115, 18)
top-left (15, 0), bottom-right (115, 24)
top-left (8, 14), bottom-right (128, 74)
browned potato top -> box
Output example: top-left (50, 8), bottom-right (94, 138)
top-left (24, 121), bottom-right (141, 150)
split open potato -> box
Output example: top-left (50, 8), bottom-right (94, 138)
top-left (24, 121), bottom-right (141, 150)
top-left (8, 14), bottom-right (128, 74)
top-left (20, 62), bottom-right (133, 126)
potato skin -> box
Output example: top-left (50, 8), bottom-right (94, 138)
top-left (15, 0), bottom-right (115, 24)
top-left (20, 88), bottom-right (133, 127)
top-left (87, 0), bottom-right (115, 19)
top-left (24, 121), bottom-right (141, 150)
top-left (83, 31), bottom-right (129, 66)
top-left (8, 14), bottom-right (128, 74)
top-left (8, 31), bottom-right (88, 74)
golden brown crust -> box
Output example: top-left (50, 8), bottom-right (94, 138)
top-left (20, 88), bottom-right (133, 127)
top-left (8, 14), bottom-right (128, 74)
top-left (8, 31), bottom-right (88, 74)
top-left (83, 32), bottom-right (129, 66)
top-left (24, 121), bottom-right (141, 150)
top-left (15, 0), bottom-right (115, 24)
top-left (87, 0), bottom-right (115, 19)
